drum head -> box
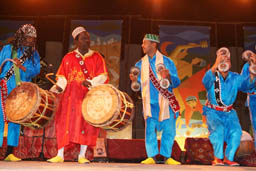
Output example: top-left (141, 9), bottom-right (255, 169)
top-left (5, 82), bottom-right (38, 121)
top-left (82, 84), bottom-right (120, 126)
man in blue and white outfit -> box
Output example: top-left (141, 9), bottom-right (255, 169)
top-left (130, 34), bottom-right (181, 165)
top-left (202, 48), bottom-right (255, 166)
top-left (0, 24), bottom-right (41, 161)
top-left (241, 51), bottom-right (256, 150)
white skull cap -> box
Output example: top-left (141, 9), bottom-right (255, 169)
top-left (72, 26), bottom-right (86, 39)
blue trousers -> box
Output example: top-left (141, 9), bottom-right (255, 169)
top-left (145, 117), bottom-right (176, 158)
top-left (0, 107), bottom-right (21, 147)
top-left (203, 107), bottom-right (242, 161)
top-left (248, 95), bottom-right (256, 149)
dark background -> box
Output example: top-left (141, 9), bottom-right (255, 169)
top-left (0, 0), bottom-right (255, 138)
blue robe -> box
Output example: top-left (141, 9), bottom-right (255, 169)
top-left (202, 70), bottom-right (255, 161)
top-left (241, 62), bottom-right (256, 149)
top-left (135, 54), bottom-right (180, 158)
top-left (0, 44), bottom-right (40, 147)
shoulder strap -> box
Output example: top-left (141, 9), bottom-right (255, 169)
top-left (73, 51), bottom-right (91, 80)
top-left (214, 72), bottom-right (226, 107)
top-left (3, 46), bottom-right (32, 81)
top-left (149, 64), bottom-right (180, 115)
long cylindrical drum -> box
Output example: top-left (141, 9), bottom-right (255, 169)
top-left (5, 82), bottom-right (56, 129)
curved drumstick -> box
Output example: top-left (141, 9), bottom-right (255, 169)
top-left (45, 73), bottom-right (63, 93)
top-left (0, 58), bottom-right (26, 74)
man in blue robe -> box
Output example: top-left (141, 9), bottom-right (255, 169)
top-left (130, 34), bottom-right (181, 165)
top-left (202, 48), bottom-right (255, 166)
top-left (0, 24), bottom-right (41, 161)
top-left (241, 52), bottom-right (256, 150)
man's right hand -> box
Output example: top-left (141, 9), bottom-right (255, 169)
top-left (211, 54), bottom-right (224, 73)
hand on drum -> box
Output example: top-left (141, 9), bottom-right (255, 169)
top-left (82, 80), bottom-right (92, 88)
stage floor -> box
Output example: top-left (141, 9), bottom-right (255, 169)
top-left (0, 161), bottom-right (255, 171)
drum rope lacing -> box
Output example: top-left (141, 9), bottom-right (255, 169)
top-left (102, 90), bottom-right (134, 131)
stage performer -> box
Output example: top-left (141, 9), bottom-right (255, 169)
top-left (241, 51), bottom-right (256, 150)
top-left (48, 26), bottom-right (108, 164)
top-left (130, 34), bottom-right (181, 165)
top-left (0, 24), bottom-right (40, 161)
top-left (202, 48), bottom-right (256, 166)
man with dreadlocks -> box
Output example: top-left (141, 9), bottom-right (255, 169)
top-left (0, 24), bottom-right (41, 161)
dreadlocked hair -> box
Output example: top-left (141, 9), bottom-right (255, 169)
top-left (11, 27), bottom-right (35, 63)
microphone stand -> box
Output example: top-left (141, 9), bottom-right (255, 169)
top-left (39, 128), bottom-right (46, 160)
top-left (38, 64), bottom-right (55, 161)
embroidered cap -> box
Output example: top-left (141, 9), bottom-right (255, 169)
top-left (72, 26), bottom-right (86, 39)
top-left (20, 24), bottom-right (37, 38)
top-left (143, 34), bottom-right (160, 43)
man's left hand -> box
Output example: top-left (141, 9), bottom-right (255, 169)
top-left (160, 69), bottom-right (170, 79)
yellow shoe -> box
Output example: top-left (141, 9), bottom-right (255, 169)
top-left (165, 158), bottom-right (181, 165)
top-left (78, 157), bottom-right (90, 164)
top-left (47, 156), bottom-right (64, 163)
top-left (141, 157), bottom-right (156, 164)
top-left (4, 154), bottom-right (21, 162)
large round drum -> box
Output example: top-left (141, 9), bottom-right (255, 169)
top-left (5, 82), bottom-right (56, 129)
top-left (235, 140), bottom-right (254, 158)
top-left (82, 84), bottom-right (134, 131)
top-left (235, 131), bottom-right (255, 158)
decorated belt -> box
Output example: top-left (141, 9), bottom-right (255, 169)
top-left (74, 51), bottom-right (91, 80)
top-left (0, 80), bottom-right (8, 122)
top-left (206, 101), bottom-right (233, 112)
top-left (248, 92), bottom-right (256, 95)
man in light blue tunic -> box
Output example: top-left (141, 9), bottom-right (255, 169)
top-left (241, 52), bottom-right (256, 150)
top-left (202, 48), bottom-right (255, 166)
top-left (130, 34), bottom-right (181, 165)
top-left (0, 24), bottom-right (41, 161)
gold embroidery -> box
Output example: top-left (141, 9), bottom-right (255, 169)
top-left (67, 70), bottom-right (85, 83)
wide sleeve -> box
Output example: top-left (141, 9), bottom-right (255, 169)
top-left (240, 62), bottom-right (249, 77)
top-left (165, 57), bottom-right (180, 89)
top-left (94, 53), bottom-right (109, 83)
top-left (0, 45), bottom-right (11, 65)
top-left (56, 55), bottom-right (69, 79)
top-left (94, 53), bottom-right (108, 76)
top-left (135, 60), bottom-right (142, 83)
top-left (202, 69), bottom-right (216, 90)
top-left (0, 45), bottom-right (11, 78)
top-left (237, 74), bottom-right (256, 92)
top-left (23, 50), bottom-right (41, 79)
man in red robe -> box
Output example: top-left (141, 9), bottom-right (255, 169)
top-left (48, 26), bottom-right (108, 164)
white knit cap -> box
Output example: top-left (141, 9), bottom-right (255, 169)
top-left (72, 26), bottom-right (86, 39)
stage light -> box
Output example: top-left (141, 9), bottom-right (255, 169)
top-left (237, 0), bottom-right (252, 4)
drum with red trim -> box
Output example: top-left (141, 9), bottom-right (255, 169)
top-left (5, 82), bottom-right (56, 129)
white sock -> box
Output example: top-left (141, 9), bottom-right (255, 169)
top-left (57, 147), bottom-right (64, 159)
top-left (78, 145), bottom-right (87, 159)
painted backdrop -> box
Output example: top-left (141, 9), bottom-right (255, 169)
top-left (159, 25), bottom-right (211, 150)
